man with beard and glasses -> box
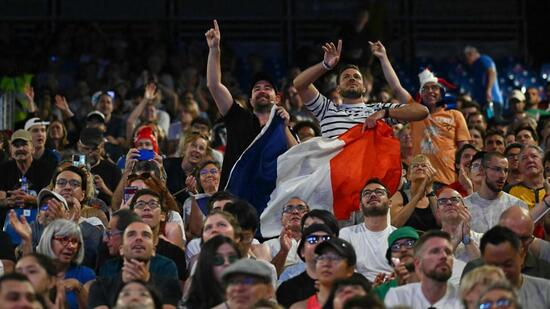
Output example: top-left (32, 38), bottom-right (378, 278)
top-left (410, 69), bottom-right (471, 188)
top-left (205, 20), bottom-right (297, 188)
top-left (0, 130), bottom-right (54, 226)
top-left (264, 197), bottom-right (310, 275)
top-left (385, 230), bottom-right (463, 308)
top-left (88, 221), bottom-right (181, 309)
top-left (293, 40), bottom-right (428, 139)
top-left (464, 152), bottom-right (528, 233)
top-left (339, 178), bottom-right (395, 281)
top-left (479, 226), bottom-right (550, 308)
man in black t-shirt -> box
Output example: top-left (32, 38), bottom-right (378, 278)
top-left (205, 20), bottom-right (297, 189)
top-left (24, 117), bottom-right (59, 176)
top-left (78, 127), bottom-right (122, 206)
top-left (276, 224), bottom-right (335, 308)
top-left (0, 130), bottom-right (54, 226)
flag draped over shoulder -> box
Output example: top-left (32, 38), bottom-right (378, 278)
top-left (224, 106), bottom-right (288, 216)
top-left (260, 121), bottom-right (401, 237)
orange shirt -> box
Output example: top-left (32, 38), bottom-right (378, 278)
top-left (410, 108), bottom-right (470, 185)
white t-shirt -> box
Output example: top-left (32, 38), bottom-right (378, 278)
top-left (339, 223), bottom-right (395, 281)
top-left (464, 192), bottom-right (528, 233)
top-left (519, 275), bottom-right (550, 308)
top-left (385, 282), bottom-right (463, 309)
top-left (263, 237), bottom-right (301, 268)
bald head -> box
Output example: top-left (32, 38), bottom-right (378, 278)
top-left (499, 206), bottom-right (534, 249)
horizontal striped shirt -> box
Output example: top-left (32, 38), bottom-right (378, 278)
top-left (306, 93), bottom-right (404, 138)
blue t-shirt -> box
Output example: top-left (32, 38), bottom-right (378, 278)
top-left (65, 264), bottom-right (96, 309)
top-left (471, 54), bottom-right (503, 106)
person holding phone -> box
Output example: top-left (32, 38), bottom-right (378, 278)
top-left (78, 127), bottom-right (122, 206)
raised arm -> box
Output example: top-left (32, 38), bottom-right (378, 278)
top-left (370, 41), bottom-right (412, 105)
top-left (293, 40), bottom-right (342, 103)
top-left (126, 83), bottom-right (156, 143)
top-left (205, 20), bottom-right (234, 116)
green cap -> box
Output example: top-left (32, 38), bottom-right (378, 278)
top-left (388, 226), bottom-right (420, 247)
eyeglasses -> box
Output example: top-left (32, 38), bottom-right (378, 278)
top-left (390, 239), bottom-right (416, 252)
top-left (55, 178), bottom-right (82, 188)
top-left (53, 236), bottom-right (80, 247)
top-left (479, 297), bottom-right (513, 309)
top-left (519, 234), bottom-right (535, 246)
top-left (305, 235), bottom-right (331, 245)
top-left (437, 197), bottom-right (462, 207)
top-left (283, 204), bottom-right (308, 214)
top-left (361, 188), bottom-right (387, 198)
top-left (133, 200), bottom-right (161, 210)
top-left (103, 229), bottom-right (123, 239)
top-left (486, 166), bottom-right (509, 174)
top-left (199, 168), bottom-right (219, 176)
top-left (212, 254), bottom-right (239, 266)
top-left (226, 276), bottom-right (265, 286)
top-left (470, 162), bottom-right (482, 171)
top-left (316, 253), bottom-right (344, 263)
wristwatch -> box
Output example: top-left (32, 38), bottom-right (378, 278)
top-left (426, 191), bottom-right (436, 197)
top-left (462, 234), bottom-right (471, 245)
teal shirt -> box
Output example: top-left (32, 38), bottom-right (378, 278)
top-left (99, 255), bottom-right (178, 280)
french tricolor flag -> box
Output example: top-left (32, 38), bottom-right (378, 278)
top-left (225, 107), bottom-right (402, 238)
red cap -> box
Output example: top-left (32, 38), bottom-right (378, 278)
top-left (134, 126), bottom-right (159, 154)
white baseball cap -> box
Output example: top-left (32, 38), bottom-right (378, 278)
top-left (24, 118), bottom-right (50, 131)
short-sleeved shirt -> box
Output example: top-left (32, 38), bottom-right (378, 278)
top-left (339, 223), bottom-right (395, 281)
top-left (471, 55), bottom-right (503, 105)
top-left (385, 282), bottom-right (463, 309)
top-left (519, 275), bottom-right (550, 308)
top-left (220, 103), bottom-right (262, 188)
top-left (410, 108), bottom-right (470, 185)
top-left (65, 264), bottom-right (96, 309)
top-left (464, 192), bottom-right (528, 233)
top-left (507, 183), bottom-right (546, 209)
top-left (305, 93), bottom-right (403, 138)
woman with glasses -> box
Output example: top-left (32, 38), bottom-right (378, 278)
top-left (184, 160), bottom-right (221, 238)
top-left (37, 219), bottom-right (96, 309)
top-left (390, 154), bottom-right (439, 231)
top-left (476, 281), bottom-right (521, 309)
top-left (183, 235), bottom-right (242, 309)
top-left (460, 265), bottom-right (507, 309)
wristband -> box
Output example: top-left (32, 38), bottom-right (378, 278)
top-left (321, 60), bottom-right (333, 71)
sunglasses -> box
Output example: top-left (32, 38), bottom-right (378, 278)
top-left (479, 297), bottom-right (512, 309)
top-left (283, 204), bottom-right (308, 214)
top-left (212, 254), bottom-right (239, 266)
top-left (305, 235), bottom-right (331, 245)
top-left (390, 239), bottom-right (416, 252)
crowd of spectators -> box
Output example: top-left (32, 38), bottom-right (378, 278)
top-left (1, 19), bottom-right (550, 309)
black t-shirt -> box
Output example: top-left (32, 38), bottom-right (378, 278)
top-left (157, 238), bottom-right (187, 281)
top-left (0, 231), bottom-right (16, 262)
top-left (0, 159), bottom-right (55, 226)
top-left (36, 149), bottom-right (59, 176)
top-left (106, 115), bottom-right (126, 139)
top-left (276, 271), bottom-right (316, 308)
top-left (88, 274), bottom-right (181, 308)
top-left (164, 157), bottom-right (191, 206)
top-left (219, 102), bottom-right (262, 189)
top-left (91, 158), bottom-right (122, 206)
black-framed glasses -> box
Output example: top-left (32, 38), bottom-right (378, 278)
top-left (361, 188), bottom-right (387, 198)
top-left (133, 200), bottom-right (161, 210)
top-left (103, 229), bottom-right (123, 239)
top-left (519, 234), bottom-right (535, 246)
top-left (55, 178), bottom-right (82, 188)
top-left (199, 168), bottom-right (219, 176)
top-left (283, 204), bottom-right (308, 214)
top-left (479, 297), bottom-right (512, 309)
top-left (390, 239), bottom-right (416, 252)
top-left (53, 236), bottom-right (80, 247)
top-left (437, 197), bottom-right (462, 207)
top-left (212, 254), bottom-right (239, 266)
top-left (305, 235), bottom-right (331, 245)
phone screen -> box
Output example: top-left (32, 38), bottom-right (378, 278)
top-left (72, 154), bottom-right (86, 167)
top-left (124, 186), bottom-right (139, 204)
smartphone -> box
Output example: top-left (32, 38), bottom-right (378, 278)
top-left (123, 186), bottom-right (139, 204)
top-left (72, 154), bottom-right (86, 167)
top-left (138, 149), bottom-right (155, 161)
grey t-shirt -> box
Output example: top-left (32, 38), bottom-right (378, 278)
top-left (519, 274), bottom-right (550, 308)
top-left (537, 239), bottom-right (550, 263)
top-left (464, 192), bottom-right (527, 233)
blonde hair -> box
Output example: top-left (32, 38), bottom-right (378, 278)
top-left (460, 265), bottom-right (506, 297)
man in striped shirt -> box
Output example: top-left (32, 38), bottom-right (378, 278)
top-left (293, 40), bottom-right (428, 138)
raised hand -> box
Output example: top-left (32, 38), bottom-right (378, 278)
top-left (144, 82), bottom-right (157, 100)
top-left (275, 106), bottom-right (290, 126)
top-left (9, 210), bottom-right (32, 242)
top-left (322, 40), bottom-right (342, 69)
top-left (205, 19), bottom-right (221, 49)
top-left (23, 84), bottom-right (34, 103)
top-left (369, 41), bottom-right (388, 59)
top-left (185, 175), bottom-right (198, 195)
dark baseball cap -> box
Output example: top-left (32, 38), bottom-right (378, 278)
top-left (297, 224), bottom-right (335, 262)
top-left (250, 72), bottom-right (278, 94)
top-left (315, 238), bottom-right (357, 266)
